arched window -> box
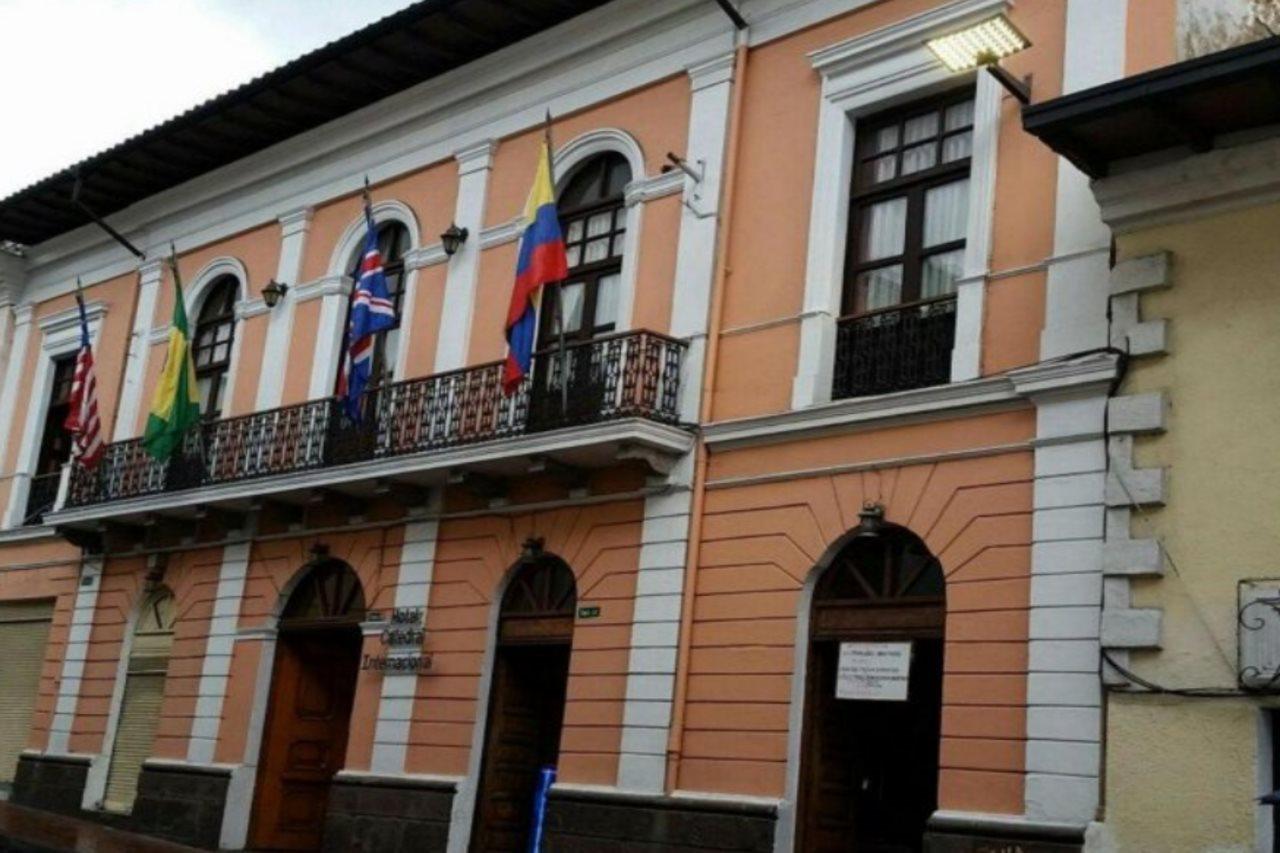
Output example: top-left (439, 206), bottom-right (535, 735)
top-left (337, 221), bottom-right (410, 392)
top-left (539, 152), bottom-right (631, 348)
top-left (192, 276), bottom-right (238, 419)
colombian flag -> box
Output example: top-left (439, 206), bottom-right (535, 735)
top-left (503, 139), bottom-right (568, 394)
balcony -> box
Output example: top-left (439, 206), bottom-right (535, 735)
top-left (53, 330), bottom-right (690, 523)
top-left (23, 473), bottom-right (62, 526)
top-left (831, 296), bottom-right (956, 401)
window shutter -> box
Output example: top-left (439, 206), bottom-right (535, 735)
top-left (0, 600), bottom-right (54, 784)
top-left (102, 671), bottom-right (165, 812)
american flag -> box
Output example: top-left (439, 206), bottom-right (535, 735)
top-left (337, 193), bottom-right (397, 421)
top-left (64, 289), bottom-right (103, 468)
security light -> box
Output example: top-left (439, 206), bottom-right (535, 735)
top-left (926, 14), bottom-right (1030, 72)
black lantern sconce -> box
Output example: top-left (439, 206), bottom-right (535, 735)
top-left (440, 223), bottom-right (469, 257)
top-left (852, 502), bottom-right (885, 541)
top-left (261, 279), bottom-right (289, 308)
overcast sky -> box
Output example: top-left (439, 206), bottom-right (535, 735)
top-left (0, 0), bottom-right (415, 199)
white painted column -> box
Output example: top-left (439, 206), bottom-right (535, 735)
top-left (0, 304), bottom-right (34, 479)
top-left (1041, 0), bottom-right (1129, 359)
top-left (47, 556), bottom-right (103, 755)
top-left (434, 140), bottom-right (496, 372)
top-left (256, 208), bottom-right (312, 410)
top-left (950, 71), bottom-right (1002, 382)
top-left (188, 541), bottom-right (251, 765)
top-left (1025, 389), bottom-right (1107, 824)
top-left (308, 276), bottom-right (353, 400)
top-left (371, 516), bottom-right (440, 774)
top-left (114, 259), bottom-right (165, 439)
top-left (615, 54), bottom-right (735, 795)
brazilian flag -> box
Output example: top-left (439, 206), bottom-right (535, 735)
top-left (142, 253), bottom-right (201, 460)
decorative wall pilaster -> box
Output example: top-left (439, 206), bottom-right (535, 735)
top-left (115, 259), bottom-right (165, 439)
top-left (434, 140), bottom-right (496, 372)
top-left (255, 208), bottom-right (312, 409)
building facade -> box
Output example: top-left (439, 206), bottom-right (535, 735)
top-left (0, 0), bottom-right (1228, 851)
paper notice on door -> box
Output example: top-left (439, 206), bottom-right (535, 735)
top-left (835, 641), bottom-right (912, 701)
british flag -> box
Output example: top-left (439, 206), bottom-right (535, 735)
top-left (64, 290), bottom-right (102, 468)
top-left (337, 198), bottom-right (397, 421)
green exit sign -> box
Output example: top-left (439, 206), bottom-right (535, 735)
top-left (577, 605), bottom-right (601, 619)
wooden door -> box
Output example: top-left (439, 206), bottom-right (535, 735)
top-left (470, 643), bottom-right (570, 853)
top-left (249, 629), bottom-right (361, 851)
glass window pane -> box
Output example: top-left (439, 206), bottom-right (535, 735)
top-left (587, 212), bottom-right (611, 237)
top-left (903, 112), bottom-right (939, 144)
top-left (213, 343), bottom-right (230, 364)
top-left (866, 155), bottom-right (896, 183)
top-left (584, 238), bottom-right (610, 264)
top-left (565, 220), bottom-right (584, 243)
top-left (942, 131), bottom-right (973, 163)
top-left (901, 143), bottom-right (937, 175)
top-left (380, 328), bottom-right (399, 376)
top-left (922, 248), bottom-right (965, 298)
top-left (615, 208), bottom-right (628, 229)
top-left (565, 245), bottom-right (581, 268)
top-left (945, 100), bottom-right (975, 131)
top-left (552, 283), bottom-right (585, 334)
top-left (873, 125), bottom-right (899, 153)
top-left (612, 234), bottom-right (627, 257)
top-left (605, 160), bottom-right (631, 197)
top-left (216, 323), bottom-right (231, 343)
top-left (924, 179), bottom-right (970, 247)
top-left (594, 273), bottom-right (620, 329)
top-left (858, 197), bottom-right (907, 262)
top-left (854, 265), bottom-right (903, 313)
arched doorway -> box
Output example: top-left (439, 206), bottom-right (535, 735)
top-left (249, 559), bottom-right (365, 851)
top-left (471, 545), bottom-right (576, 852)
top-left (797, 510), bottom-right (946, 852)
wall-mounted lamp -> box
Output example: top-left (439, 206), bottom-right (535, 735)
top-left (926, 14), bottom-right (1033, 105)
top-left (852, 502), bottom-right (885, 541)
top-left (261, 278), bottom-right (289, 308)
top-left (440, 223), bottom-right (469, 257)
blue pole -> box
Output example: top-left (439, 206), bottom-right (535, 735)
top-left (527, 764), bottom-right (556, 853)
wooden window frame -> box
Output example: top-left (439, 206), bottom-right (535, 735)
top-left (537, 154), bottom-right (630, 350)
top-left (842, 89), bottom-right (975, 317)
top-left (34, 355), bottom-right (76, 477)
top-left (192, 276), bottom-right (239, 420)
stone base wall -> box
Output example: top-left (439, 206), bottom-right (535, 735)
top-left (11, 755), bottom-right (89, 817)
top-left (322, 774), bottom-right (455, 853)
top-left (130, 763), bottom-right (229, 849)
top-left (544, 788), bottom-right (776, 852)
top-left (924, 815), bottom-right (1085, 853)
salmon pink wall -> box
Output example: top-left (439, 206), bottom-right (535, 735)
top-left (467, 77), bottom-right (692, 366)
top-left (687, 444), bottom-right (1034, 813)
top-left (0, 541), bottom-right (82, 753)
top-left (1126, 0), bottom-right (1177, 76)
top-left (407, 501), bottom-right (643, 786)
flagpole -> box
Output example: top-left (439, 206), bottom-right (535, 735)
top-left (543, 111), bottom-right (570, 420)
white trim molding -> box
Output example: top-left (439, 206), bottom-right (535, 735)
top-left (0, 304), bottom-right (34, 483)
top-left (188, 541), bottom-right (252, 765)
top-left (434, 141), bottom-right (497, 373)
top-left (791, 0), bottom-right (1006, 409)
top-left (114, 260), bottom-right (165, 440)
top-left (371, 512), bottom-right (440, 774)
top-left (3, 301), bottom-right (107, 529)
top-left (47, 556), bottom-right (102, 756)
top-left (256, 209), bottom-right (313, 410)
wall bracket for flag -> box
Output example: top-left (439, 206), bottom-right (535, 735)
top-left (71, 169), bottom-right (146, 261)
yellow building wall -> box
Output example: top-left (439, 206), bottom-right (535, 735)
top-left (1101, 200), bottom-right (1280, 851)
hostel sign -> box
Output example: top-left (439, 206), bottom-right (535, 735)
top-left (362, 607), bottom-right (432, 674)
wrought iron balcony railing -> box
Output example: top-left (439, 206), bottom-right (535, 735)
top-left (66, 330), bottom-right (685, 509)
top-left (831, 296), bottom-right (957, 401)
top-left (24, 472), bottom-right (62, 525)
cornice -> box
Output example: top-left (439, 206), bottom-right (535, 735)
top-left (705, 353), bottom-right (1120, 450)
top-left (808, 0), bottom-right (1006, 77)
top-left (38, 299), bottom-right (107, 338)
top-left (293, 274), bottom-right (351, 302)
top-left (455, 138), bottom-right (499, 175)
top-left (278, 206), bottom-right (314, 237)
top-left (625, 170), bottom-right (686, 207)
top-left (1095, 133), bottom-right (1280, 234)
top-left (687, 52), bottom-right (736, 91)
top-left (234, 298), bottom-right (271, 321)
top-left (479, 217), bottom-right (525, 250)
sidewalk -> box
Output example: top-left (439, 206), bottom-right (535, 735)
top-left (0, 801), bottom-right (202, 852)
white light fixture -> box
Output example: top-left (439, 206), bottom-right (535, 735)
top-left (926, 14), bottom-right (1030, 72)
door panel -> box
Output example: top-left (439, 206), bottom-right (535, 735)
top-left (799, 637), bottom-right (944, 853)
top-left (250, 629), bottom-right (361, 852)
top-left (470, 643), bottom-right (570, 853)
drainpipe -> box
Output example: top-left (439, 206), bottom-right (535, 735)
top-left (666, 28), bottom-right (749, 792)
